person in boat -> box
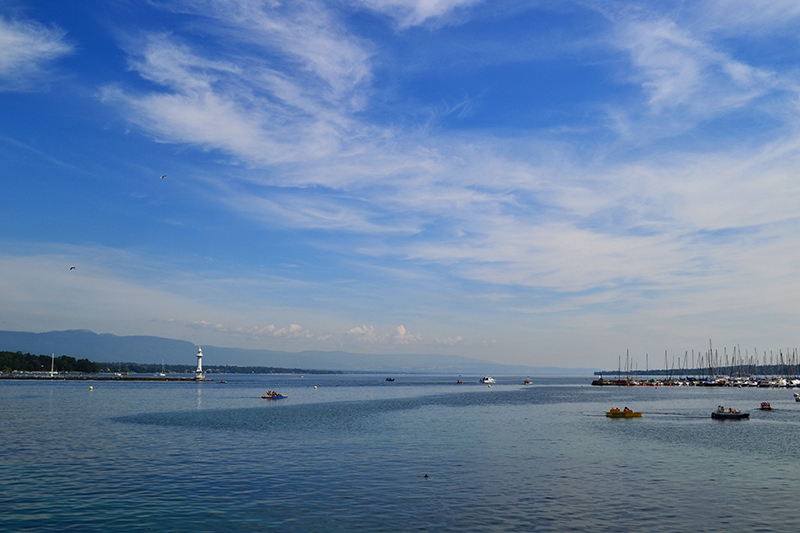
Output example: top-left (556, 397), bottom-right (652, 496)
top-left (624, 407), bottom-right (631, 412)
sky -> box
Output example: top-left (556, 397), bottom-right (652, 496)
top-left (2, 0), bottom-right (800, 369)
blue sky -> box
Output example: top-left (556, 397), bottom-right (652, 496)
top-left (3, 0), bottom-right (800, 368)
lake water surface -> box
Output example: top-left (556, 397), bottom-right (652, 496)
top-left (2, 374), bottom-right (800, 532)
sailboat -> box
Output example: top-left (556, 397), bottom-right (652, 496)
top-left (156, 360), bottom-right (166, 377)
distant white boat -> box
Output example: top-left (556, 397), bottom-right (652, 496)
top-left (156, 360), bottom-right (166, 377)
top-left (479, 376), bottom-right (496, 384)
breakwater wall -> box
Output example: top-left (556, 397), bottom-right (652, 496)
top-left (0, 374), bottom-right (209, 381)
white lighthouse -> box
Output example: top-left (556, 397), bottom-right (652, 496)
top-left (195, 347), bottom-right (204, 380)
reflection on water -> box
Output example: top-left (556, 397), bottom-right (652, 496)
top-left (2, 376), bottom-right (800, 532)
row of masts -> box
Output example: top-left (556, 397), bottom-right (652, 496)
top-left (613, 341), bottom-right (800, 380)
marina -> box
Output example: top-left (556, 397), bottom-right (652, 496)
top-left (592, 376), bottom-right (800, 387)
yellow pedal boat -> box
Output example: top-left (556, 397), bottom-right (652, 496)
top-left (606, 407), bottom-right (642, 418)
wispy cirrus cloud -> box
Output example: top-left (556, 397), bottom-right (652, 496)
top-left (611, 16), bottom-right (776, 117)
top-left (92, 0), bottom-right (800, 359)
top-left (103, 0), bottom-right (374, 167)
top-left (0, 16), bottom-right (72, 91)
top-left (699, 0), bottom-right (800, 32)
top-left (356, 0), bottom-right (483, 27)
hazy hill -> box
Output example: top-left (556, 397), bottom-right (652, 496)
top-left (0, 329), bottom-right (596, 375)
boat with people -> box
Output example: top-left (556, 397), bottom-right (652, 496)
top-left (262, 391), bottom-right (287, 399)
top-left (606, 407), bottom-right (642, 418)
top-left (523, 378), bottom-right (532, 385)
top-left (760, 402), bottom-right (772, 410)
top-left (479, 376), bottom-right (496, 384)
top-left (711, 406), bottom-right (749, 419)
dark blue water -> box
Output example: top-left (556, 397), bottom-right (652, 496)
top-left (2, 375), bottom-right (800, 532)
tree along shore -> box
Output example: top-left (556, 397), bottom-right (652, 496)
top-left (1, 351), bottom-right (99, 373)
top-left (1, 350), bottom-right (342, 375)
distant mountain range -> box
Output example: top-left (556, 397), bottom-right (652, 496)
top-left (0, 329), bottom-right (597, 375)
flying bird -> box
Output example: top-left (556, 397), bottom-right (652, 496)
top-left (160, 175), bottom-right (166, 179)
top-left (70, 266), bottom-right (76, 270)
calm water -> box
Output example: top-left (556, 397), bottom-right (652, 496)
top-left (3, 374), bottom-right (800, 532)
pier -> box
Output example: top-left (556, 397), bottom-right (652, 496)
top-left (0, 374), bottom-right (210, 381)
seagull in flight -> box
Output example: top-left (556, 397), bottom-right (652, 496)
top-left (70, 266), bottom-right (76, 270)
top-left (160, 175), bottom-right (166, 179)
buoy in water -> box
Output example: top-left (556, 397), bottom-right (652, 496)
top-left (89, 386), bottom-right (93, 391)
top-left (314, 386), bottom-right (317, 389)
top-left (488, 384), bottom-right (491, 388)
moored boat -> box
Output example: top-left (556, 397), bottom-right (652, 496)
top-left (606, 407), bottom-right (642, 418)
top-left (479, 376), bottom-right (496, 384)
top-left (711, 406), bottom-right (749, 419)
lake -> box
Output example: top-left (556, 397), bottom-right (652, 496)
top-left (2, 374), bottom-right (799, 532)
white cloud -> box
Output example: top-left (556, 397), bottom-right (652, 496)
top-left (190, 320), bottom-right (314, 339)
top-left (612, 16), bottom-right (775, 117)
top-left (103, 1), bottom-right (373, 167)
top-left (84, 0), bottom-right (800, 362)
top-left (356, 0), bottom-right (483, 27)
top-left (346, 324), bottom-right (382, 343)
top-left (0, 16), bottom-right (72, 91)
top-left (435, 335), bottom-right (463, 345)
top-left (346, 324), bottom-right (421, 344)
top-left (392, 325), bottom-right (421, 344)
top-left (700, 0), bottom-right (800, 31)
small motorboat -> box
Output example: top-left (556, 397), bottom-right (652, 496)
top-left (711, 406), bottom-right (749, 419)
top-left (606, 407), bottom-right (642, 418)
top-left (523, 379), bottom-right (532, 385)
top-left (760, 402), bottom-right (772, 410)
top-left (385, 377), bottom-right (395, 382)
top-left (479, 376), bottom-right (496, 384)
